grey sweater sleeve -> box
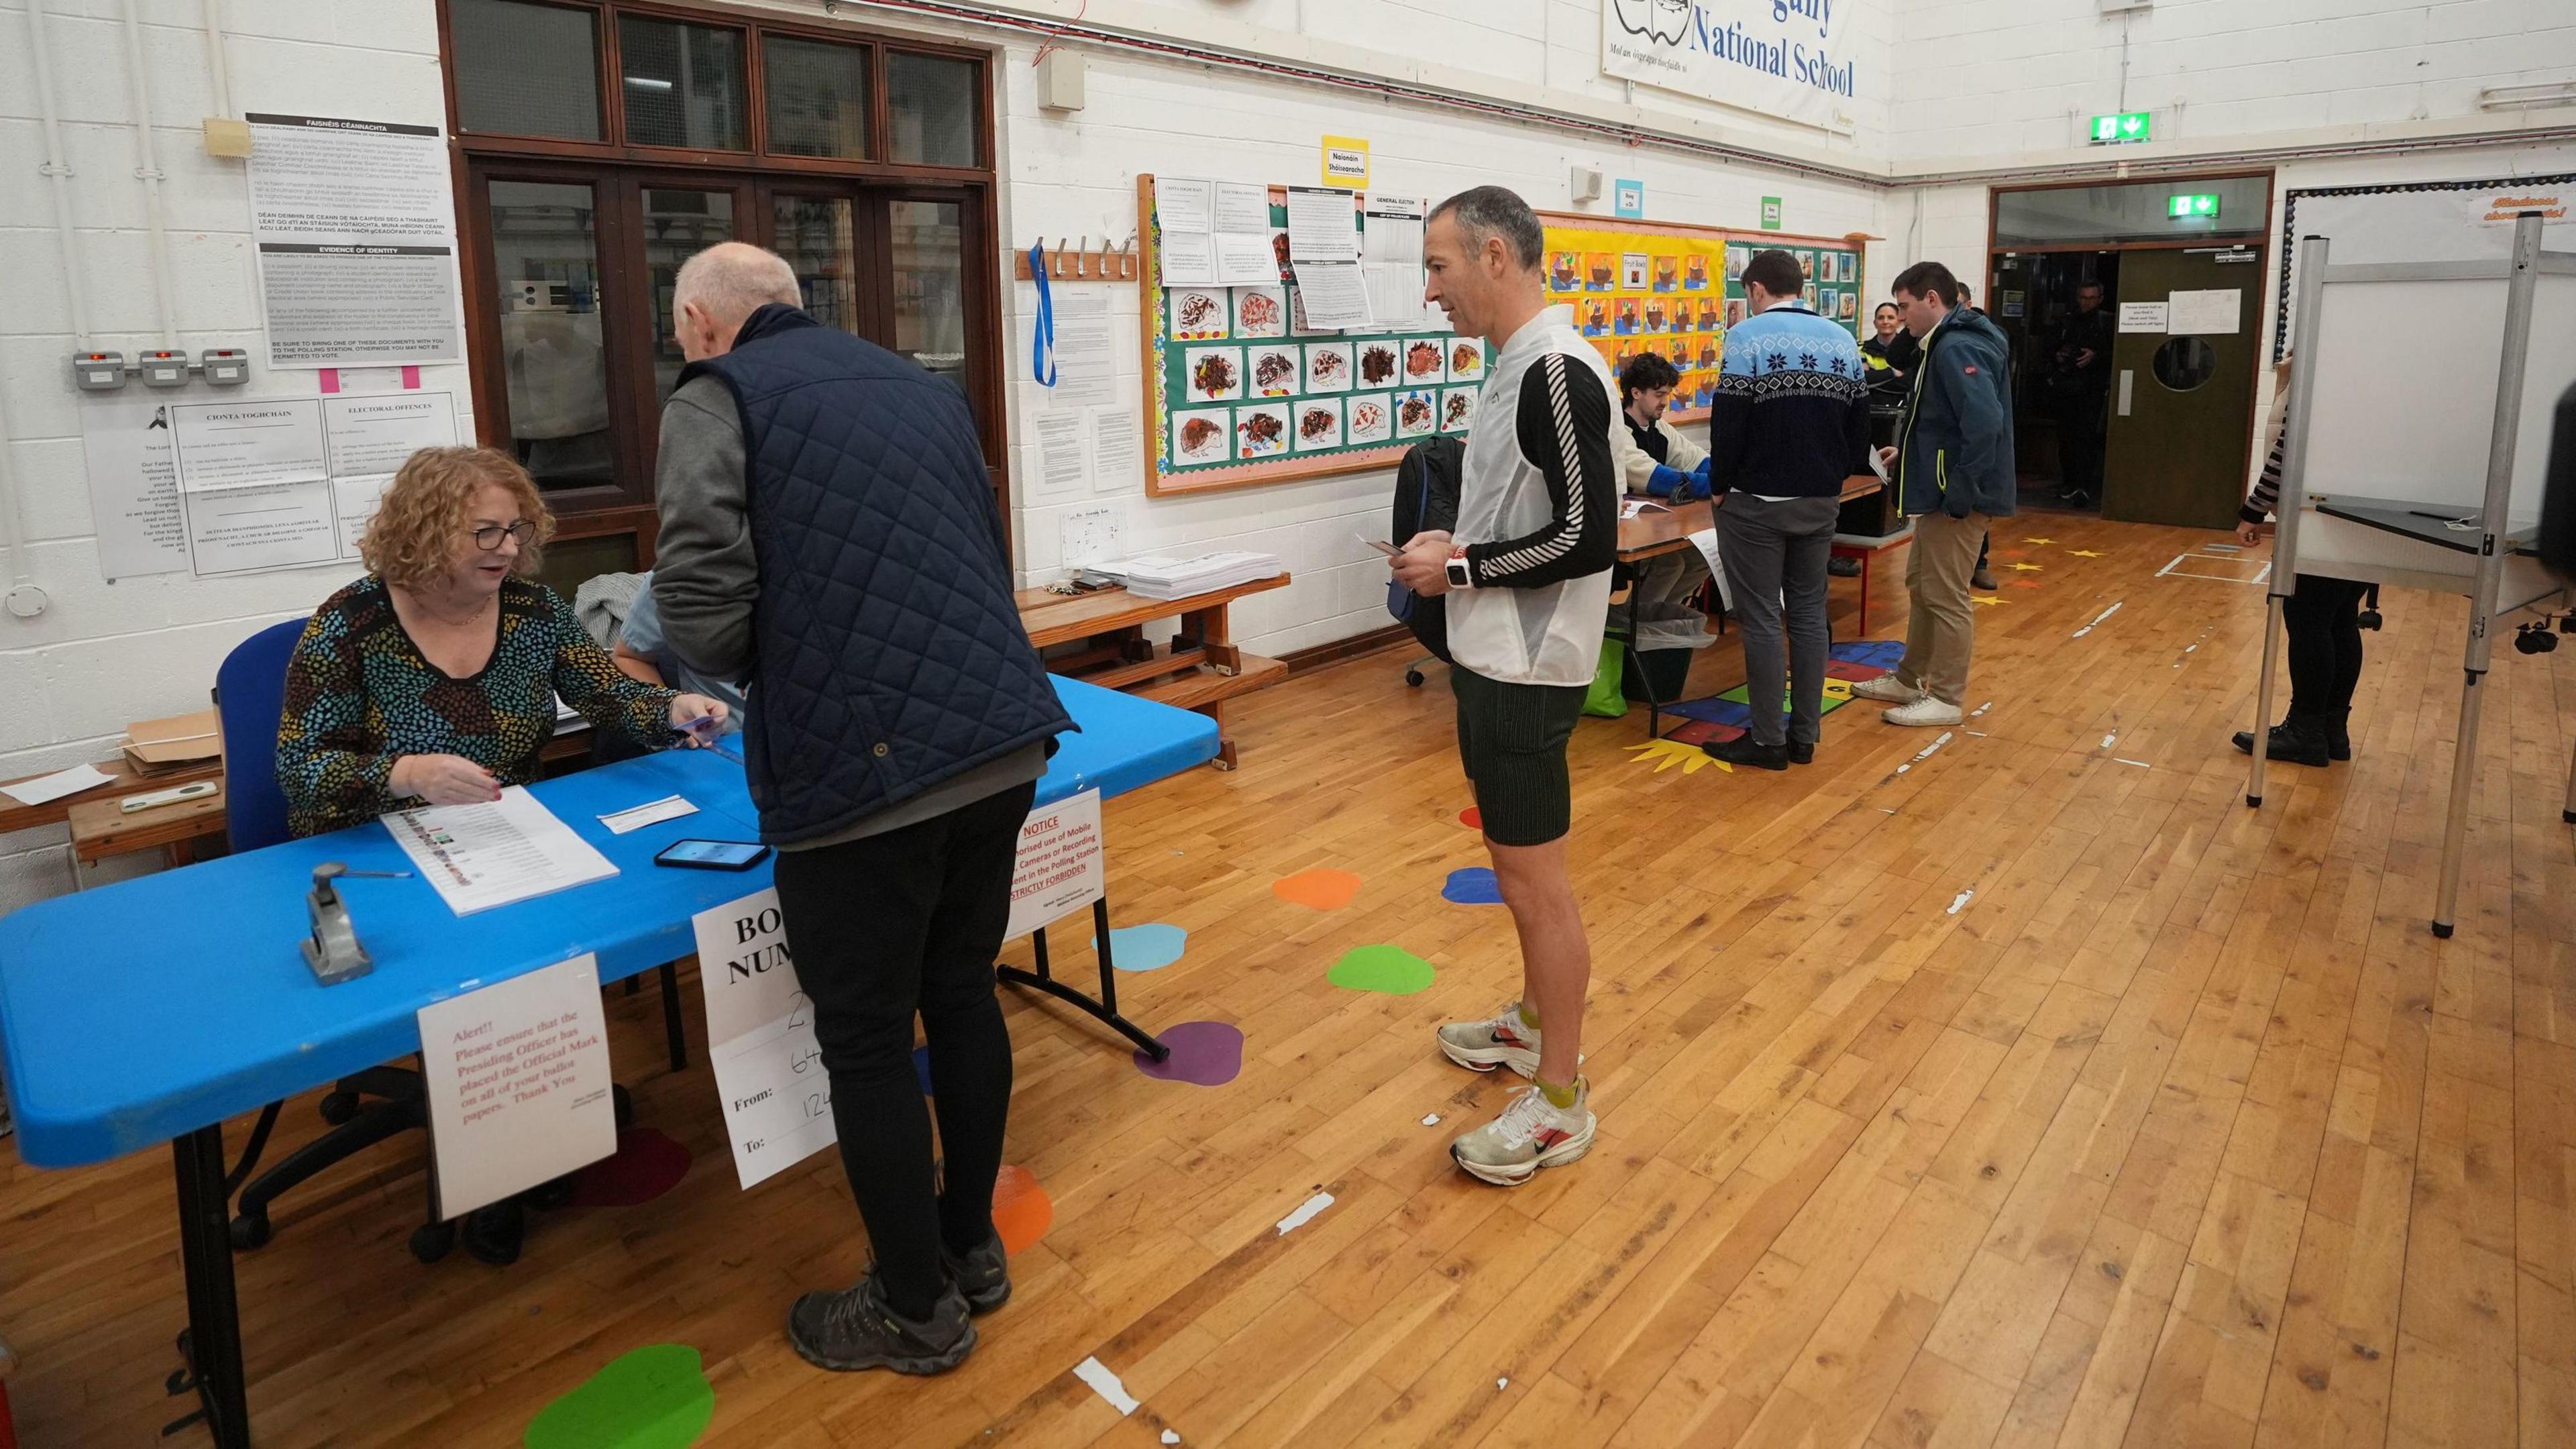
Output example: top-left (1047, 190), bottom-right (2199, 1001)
top-left (651, 374), bottom-right (756, 680)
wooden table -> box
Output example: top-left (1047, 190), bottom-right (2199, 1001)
top-left (1017, 574), bottom-right (1293, 769)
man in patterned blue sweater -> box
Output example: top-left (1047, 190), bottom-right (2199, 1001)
top-left (1699, 249), bottom-right (1874, 770)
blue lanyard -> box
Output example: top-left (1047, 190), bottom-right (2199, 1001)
top-left (1030, 241), bottom-right (1058, 387)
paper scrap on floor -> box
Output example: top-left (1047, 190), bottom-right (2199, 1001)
top-left (384, 786), bottom-right (618, 915)
top-left (598, 794), bottom-right (698, 835)
top-left (2, 763), bottom-right (117, 808)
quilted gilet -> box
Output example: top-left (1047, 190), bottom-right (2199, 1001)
top-left (682, 305), bottom-right (1071, 844)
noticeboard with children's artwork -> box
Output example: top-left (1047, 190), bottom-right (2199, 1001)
top-left (1538, 212), bottom-right (1729, 422)
top-left (1723, 233), bottom-right (1869, 344)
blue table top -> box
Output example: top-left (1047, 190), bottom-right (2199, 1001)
top-left (0, 676), bottom-right (1215, 1167)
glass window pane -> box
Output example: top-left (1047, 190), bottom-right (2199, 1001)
top-left (892, 200), bottom-right (969, 401)
top-left (765, 36), bottom-right (869, 159)
top-left (1993, 177), bottom-right (2269, 246)
top-left (451, 0), bottom-right (600, 140)
top-left (886, 52), bottom-right (979, 167)
top-left (643, 189), bottom-right (737, 402)
top-left (618, 16), bottom-right (747, 150)
top-left (774, 197), bottom-right (860, 333)
top-left (487, 181), bottom-right (612, 490)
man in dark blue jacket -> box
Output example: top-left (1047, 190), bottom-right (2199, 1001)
top-left (1854, 262), bottom-right (2016, 727)
top-left (653, 242), bottom-right (1071, 1376)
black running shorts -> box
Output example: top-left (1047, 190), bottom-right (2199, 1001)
top-left (1450, 665), bottom-right (1586, 847)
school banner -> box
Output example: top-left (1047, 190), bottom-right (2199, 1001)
top-left (1601, 0), bottom-right (1864, 133)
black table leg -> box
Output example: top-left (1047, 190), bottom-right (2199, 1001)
top-left (996, 896), bottom-right (1169, 1061)
top-left (164, 1125), bottom-right (251, 1447)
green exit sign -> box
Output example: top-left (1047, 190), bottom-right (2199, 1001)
top-left (2169, 193), bottom-right (2220, 220)
top-left (2090, 111), bottom-right (2152, 144)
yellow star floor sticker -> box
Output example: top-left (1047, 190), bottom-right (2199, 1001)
top-left (2023, 537), bottom-right (2055, 545)
top-left (1970, 595), bottom-right (2007, 606)
top-left (1625, 739), bottom-right (1729, 774)
top-left (2006, 561), bottom-right (2044, 572)
top-left (2070, 549), bottom-right (2107, 558)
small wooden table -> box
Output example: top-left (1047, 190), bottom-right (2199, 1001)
top-left (1017, 574), bottom-right (1293, 769)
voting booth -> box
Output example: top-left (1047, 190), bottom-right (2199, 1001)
top-left (2252, 207), bottom-right (2576, 936)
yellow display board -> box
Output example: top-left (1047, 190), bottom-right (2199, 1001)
top-left (1538, 214), bottom-right (1731, 423)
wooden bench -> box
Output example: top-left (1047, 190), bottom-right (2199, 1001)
top-left (1017, 575), bottom-right (1293, 770)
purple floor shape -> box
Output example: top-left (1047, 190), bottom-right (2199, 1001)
top-left (1134, 1020), bottom-right (1244, 1086)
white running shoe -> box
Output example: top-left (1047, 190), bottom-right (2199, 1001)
top-left (1450, 1079), bottom-right (1595, 1187)
top-left (1851, 674), bottom-right (1921, 704)
top-left (1438, 1001), bottom-right (1544, 1078)
top-left (1883, 695), bottom-right (1965, 727)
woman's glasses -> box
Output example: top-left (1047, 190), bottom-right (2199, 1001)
top-left (471, 522), bottom-right (540, 552)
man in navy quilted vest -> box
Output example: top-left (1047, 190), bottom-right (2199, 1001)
top-left (651, 242), bottom-right (1073, 1376)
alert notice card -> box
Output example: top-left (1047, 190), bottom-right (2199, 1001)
top-left (418, 953), bottom-right (618, 1218)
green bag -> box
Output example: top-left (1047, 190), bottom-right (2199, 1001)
top-left (1583, 639), bottom-right (1629, 718)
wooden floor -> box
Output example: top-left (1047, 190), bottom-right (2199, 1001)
top-left (6, 513), bottom-right (2575, 1448)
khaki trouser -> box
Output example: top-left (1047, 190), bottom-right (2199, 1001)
top-left (1898, 510), bottom-right (1988, 707)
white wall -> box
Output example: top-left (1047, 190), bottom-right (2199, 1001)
top-left (1891, 0), bottom-right (2576, 164)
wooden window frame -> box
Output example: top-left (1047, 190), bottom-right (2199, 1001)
top-left (437, 0), bottom-right (1008, 561)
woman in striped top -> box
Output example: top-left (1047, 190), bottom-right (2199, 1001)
top-left (2231, 354), bottom-right (2369, 768)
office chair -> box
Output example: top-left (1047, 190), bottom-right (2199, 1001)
top-left (213, 621), bottom-right (674, 1263)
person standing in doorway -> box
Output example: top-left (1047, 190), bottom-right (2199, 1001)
top-left (1698, 249), bottom-right (1872, 771)
top-left (2049, 280), bottom-right (2115, 509)
top-left (1856, 262), bottom-right (2017, 727)
top-left (653, 242), bottom-right (1073, 1375)
top-left (1393, 186), bottom-right (1616, 1188)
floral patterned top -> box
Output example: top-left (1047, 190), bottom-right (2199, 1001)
top-left (278, 575), bottom-right (678, 838)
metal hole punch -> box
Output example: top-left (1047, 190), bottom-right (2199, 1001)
top-left (301, 862), bottom-right (411, 985)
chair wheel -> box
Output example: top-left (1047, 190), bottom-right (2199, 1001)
top-left (1405, 669), bottom-right (1426, 687)
top-left (229, 1212), bottom-right (271, 1251)
top-left (317, 1090), bottom-right (361, 1125)
top-left (410, 1221), bottom-right (456, 1264)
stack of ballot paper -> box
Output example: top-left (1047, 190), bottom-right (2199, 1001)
top-left (1112, 552), bottom-right (1286, 600)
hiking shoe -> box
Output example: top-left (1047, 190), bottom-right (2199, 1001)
top-left (788, 1269), bottom-right (976, 1375)
top-left (1972, 568), bottom-right (1998, 591)
top-left (1851, 674), bottom-right (1920, 704)
top-left (943, 1231), bottom-right (1012, 1316)
top-left (1438, 1002), bottom-right (1544, 1078)
top-left (1787, 741), bottom-right (1815, 765)
top-left (2232, 722), bottom-right (2330, 768)
top-left (1450, 1080), bottom-right (1595, 1187)
top-left (1882, 696), bottom-right (1964, 728)
top-left (1704, 735), bottom-right (1788, 771)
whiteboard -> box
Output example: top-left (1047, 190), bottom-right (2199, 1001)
top-left (2277, 176), bottom-right (2575, 357)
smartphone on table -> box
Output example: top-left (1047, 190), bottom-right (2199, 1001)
top-left (654, 839), bottom-right (771, 871)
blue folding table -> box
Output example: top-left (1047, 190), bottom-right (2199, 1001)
top-left (0, 676), bottom-right (1215, 1448)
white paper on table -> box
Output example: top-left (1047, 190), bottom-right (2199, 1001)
top-left (1686, 527), bottom-right (1733, 610)
top-left (0, 763), bottom-right (117, 808)
top-left (1159, 231), bottom-right (1218, 288)
top-left (1213, 181), bottom-right (1271, 235)
top-left (1157, 177), bottom-right (1215, 233)
top-left (382, 786), bottom-right (619, 916)
top-left (2118, 302), bottom-right (2169, 334)
top-left (1006, 790), bottom-right (1104, 939)
top-left (418, 953), bottom-right (618, 1218)
top-left (2167, 290), bottom-right (2242, 336)
top-left (170, 399), bottom-right (329, 492)
top-left (1031, 409), bottom-right (1091, 498)
top-left (1214, 232), bottom-right (1280, 287)
top-left (1045, 290), bottom-right (1117, 410)
top-left (1089, 405), bottom-right (1142, 494)
top-left (1286, 186), bottom-right (1359, 264)
top-left (692, 889), bottom-right (839, 1189)
top-left (322, 391), bottom-right (457, 477)
top-left (598, 794), bottom-right (700, 835)
top-left (1292, 262), bottom-right (1374, 330)
top-left (181, 477), bottom-right (342, 577)
top-left (77, 398), bottom-right (190, 580)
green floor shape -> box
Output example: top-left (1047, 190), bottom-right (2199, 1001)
top-left (525, 1344), bottom-right (714, 1449)
top-left (1328, 945), bottom-right (1436, 996)
top-left (1715, 684), bottom-right (1852, 715)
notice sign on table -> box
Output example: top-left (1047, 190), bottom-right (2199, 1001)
top-left (418, 953), bottom-right (617, 1218)
top-left (1005, 790), bottom-right (1105, 940)
top-left (247, 113), bottom-right (462, 368)
top-left (693, 890), bottom-right (837, 1189)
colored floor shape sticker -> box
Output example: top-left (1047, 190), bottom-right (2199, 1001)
top-left (1664, 718), bottom-right (1745, 746)
top-left (1108, 922), bottom-right (1187, 972)
top-left (524, 1344), bottom-right (713, 1449)
top-left (1134, 1020), bottom-right (1245, 1085)
top-left (992, 1164), bottom-right (1055, 1254)
top-left (1830, 639), bottom-right (1907, 670)
top-left (1666, 695), bottom-right (1755, 729)
top-left (1625, 739), bottom-right (1729, 774)
top-left (1273, 867), bottom-right (1362, 911)
top-left (1328, 945), bottom-right (1437, 995)
top-left (1713, 682), bottom-right (1853, 711)
top-left (1458, 806), bottom-right (1483, 830)
top-left (1823, 658), bottom-right (1888, 682)
top-left (1442, 867), bottom-right (1504, 904)
top-left (567, 1128), bottom-right (694, 1208)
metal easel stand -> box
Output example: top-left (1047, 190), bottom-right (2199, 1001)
top-left (997, 897), bottom-right (1171, 1061)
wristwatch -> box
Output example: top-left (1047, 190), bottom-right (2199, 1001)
top-left (1444, 545), bottom-right (1473, 590)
